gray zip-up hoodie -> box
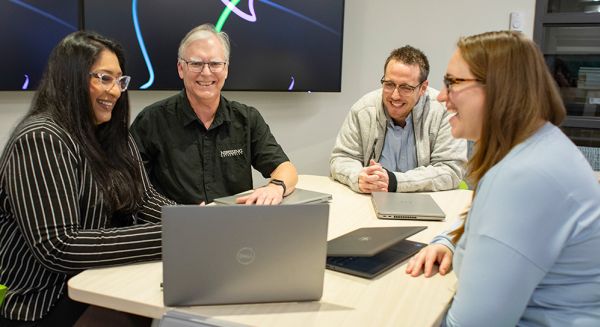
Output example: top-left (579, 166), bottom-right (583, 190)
top-left (330, 87), bottom-right (467, 192)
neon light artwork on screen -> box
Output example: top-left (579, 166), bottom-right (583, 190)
top-left (1, 0), bottom-right (78, 90)
top-left (85, 0), bottom-right (345, 92)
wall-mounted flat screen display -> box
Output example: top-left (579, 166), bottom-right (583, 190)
top-left (83, 0), bottom-right (345, 92)
top-left (0, 0), bottom-right (79, 90)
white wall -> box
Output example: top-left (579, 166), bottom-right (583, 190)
top-left (0, 0), bottom-right (535, 182)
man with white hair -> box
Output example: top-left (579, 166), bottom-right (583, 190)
top-left (131, 24), bottom-right (297, 205)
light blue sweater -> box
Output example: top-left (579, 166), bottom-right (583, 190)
top-left (435, 123), bottom-right (600, 326)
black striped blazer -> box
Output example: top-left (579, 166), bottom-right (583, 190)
top-left (0, 115), bottom-right (174, 321)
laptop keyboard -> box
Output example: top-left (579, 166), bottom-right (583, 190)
top-left (326, 240), bottom-right (426, 278)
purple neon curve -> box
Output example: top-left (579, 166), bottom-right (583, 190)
top-left (22, 74), bottom-right (30, 90)
top-left (220, 0), bottom-right (256, 22)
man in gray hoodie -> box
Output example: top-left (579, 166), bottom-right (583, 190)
top-left (330, 46), bottom-right (466, 193)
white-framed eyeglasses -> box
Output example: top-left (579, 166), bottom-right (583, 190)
top-left (179, 58), bottom-right (227, 73)
top-left (89, 72), bottom-right (131, 92)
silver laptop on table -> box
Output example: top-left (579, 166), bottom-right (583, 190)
top-left (212, 188), bottom-right (332, 205)
top-left (371, 192), bottom-right (446, 221)
top-left (161, 204), bottom-right (329, 306)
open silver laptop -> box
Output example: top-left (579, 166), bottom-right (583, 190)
top-left (371, 192), bottom-right (446, 221)
top-left (161, 204), bottom-right (329, 306)
top-left (212, 188), bottom-right (332, 205)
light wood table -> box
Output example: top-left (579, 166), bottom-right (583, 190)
top-left (68, 175), bottom-right (472, 327)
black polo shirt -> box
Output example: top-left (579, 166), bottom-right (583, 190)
top-left (130, 91), bottom-right (289, 204)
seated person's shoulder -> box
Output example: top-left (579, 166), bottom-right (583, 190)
top-left (131, 95), bottom-right (185, 138)
top-left (17, 115), bottom-right (69, 140)
top-left (227, 98), bottom-right (256, 113)
top-left (137, 93), bottom-right (182, 120)
top-left (425, 86), bottom-right (440, 99)
top-left (11, 115), bottom-right (78, 152)
top-left (225, 98), bottom-right (265, 124)
top-left (350, 89), bottom-right (381, 114)
top-left (425, 87), bottom-right (445, 112)
top-left (355, 89), bottom-right (381, 106)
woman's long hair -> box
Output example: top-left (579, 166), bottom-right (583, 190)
top-left (27, 31), bottom-right (144, 226)
top-left (451, 31), bottom-right (566, 243)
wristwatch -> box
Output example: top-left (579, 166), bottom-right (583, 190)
top-left (268, 178), bottom-right (286, 196)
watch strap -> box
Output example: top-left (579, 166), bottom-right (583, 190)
top-left (268, 178), bottom-right (286, 196)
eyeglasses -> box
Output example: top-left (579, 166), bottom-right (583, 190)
top-left (380, 78), bottom-right (424, 96)
top-left (179, 58), bottom-right (227, 73)
top-left (89, 72), bottom-right (131, 92)
top-left (443, 75), bottom-right (483, 92)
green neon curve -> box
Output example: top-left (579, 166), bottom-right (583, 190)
top-left (215, 0), bottom-right (241, 32)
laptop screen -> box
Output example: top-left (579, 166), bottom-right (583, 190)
top-left (161, 204), bottom-right (329, 306)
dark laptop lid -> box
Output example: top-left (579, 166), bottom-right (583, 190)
top-left (327, 226), bottom-right (426, 257)
top-left (213, 188), bottom-right (332, 205)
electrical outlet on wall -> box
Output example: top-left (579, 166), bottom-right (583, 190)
top-left (509, 11), bottom-right (524, 31)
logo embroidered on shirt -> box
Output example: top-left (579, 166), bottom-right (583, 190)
top-left (220, 148), bottom-right (244, 158)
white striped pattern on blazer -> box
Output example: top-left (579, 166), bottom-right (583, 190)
top-left (0, 115), bottom-right (174, 321)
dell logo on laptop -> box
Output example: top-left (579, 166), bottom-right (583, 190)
top-left (236, 247), bottom-right (256, 265)
top-left (358, 236), bottom-right (371, 242)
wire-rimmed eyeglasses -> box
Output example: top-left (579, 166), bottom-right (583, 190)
top-left (179, 58), bottom-right (227, 73)
top-left (89, 72), bottom-right (131, 92)
top-left (380, 78), bottom-right (424, 96)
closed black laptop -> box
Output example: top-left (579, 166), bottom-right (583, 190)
top-left (326, 226), bottom-right (427, 279)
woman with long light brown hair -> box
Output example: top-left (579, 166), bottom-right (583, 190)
top-left (406, 31), bottom-right (600, 326)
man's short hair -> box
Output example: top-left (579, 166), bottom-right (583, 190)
top-left (178, 24), bottom-right (231, 61)
top-left (384, 46), bottom-right (430, 83)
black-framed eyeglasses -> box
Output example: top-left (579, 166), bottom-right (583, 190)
top-left (380, 78), bottom-right (424, 96)
top-left (89, 72), bottom-right (131, 92)
top-left (179, 58), bottom-right (227, 73)
top-left (443, 75), bottom-right (483, 92)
